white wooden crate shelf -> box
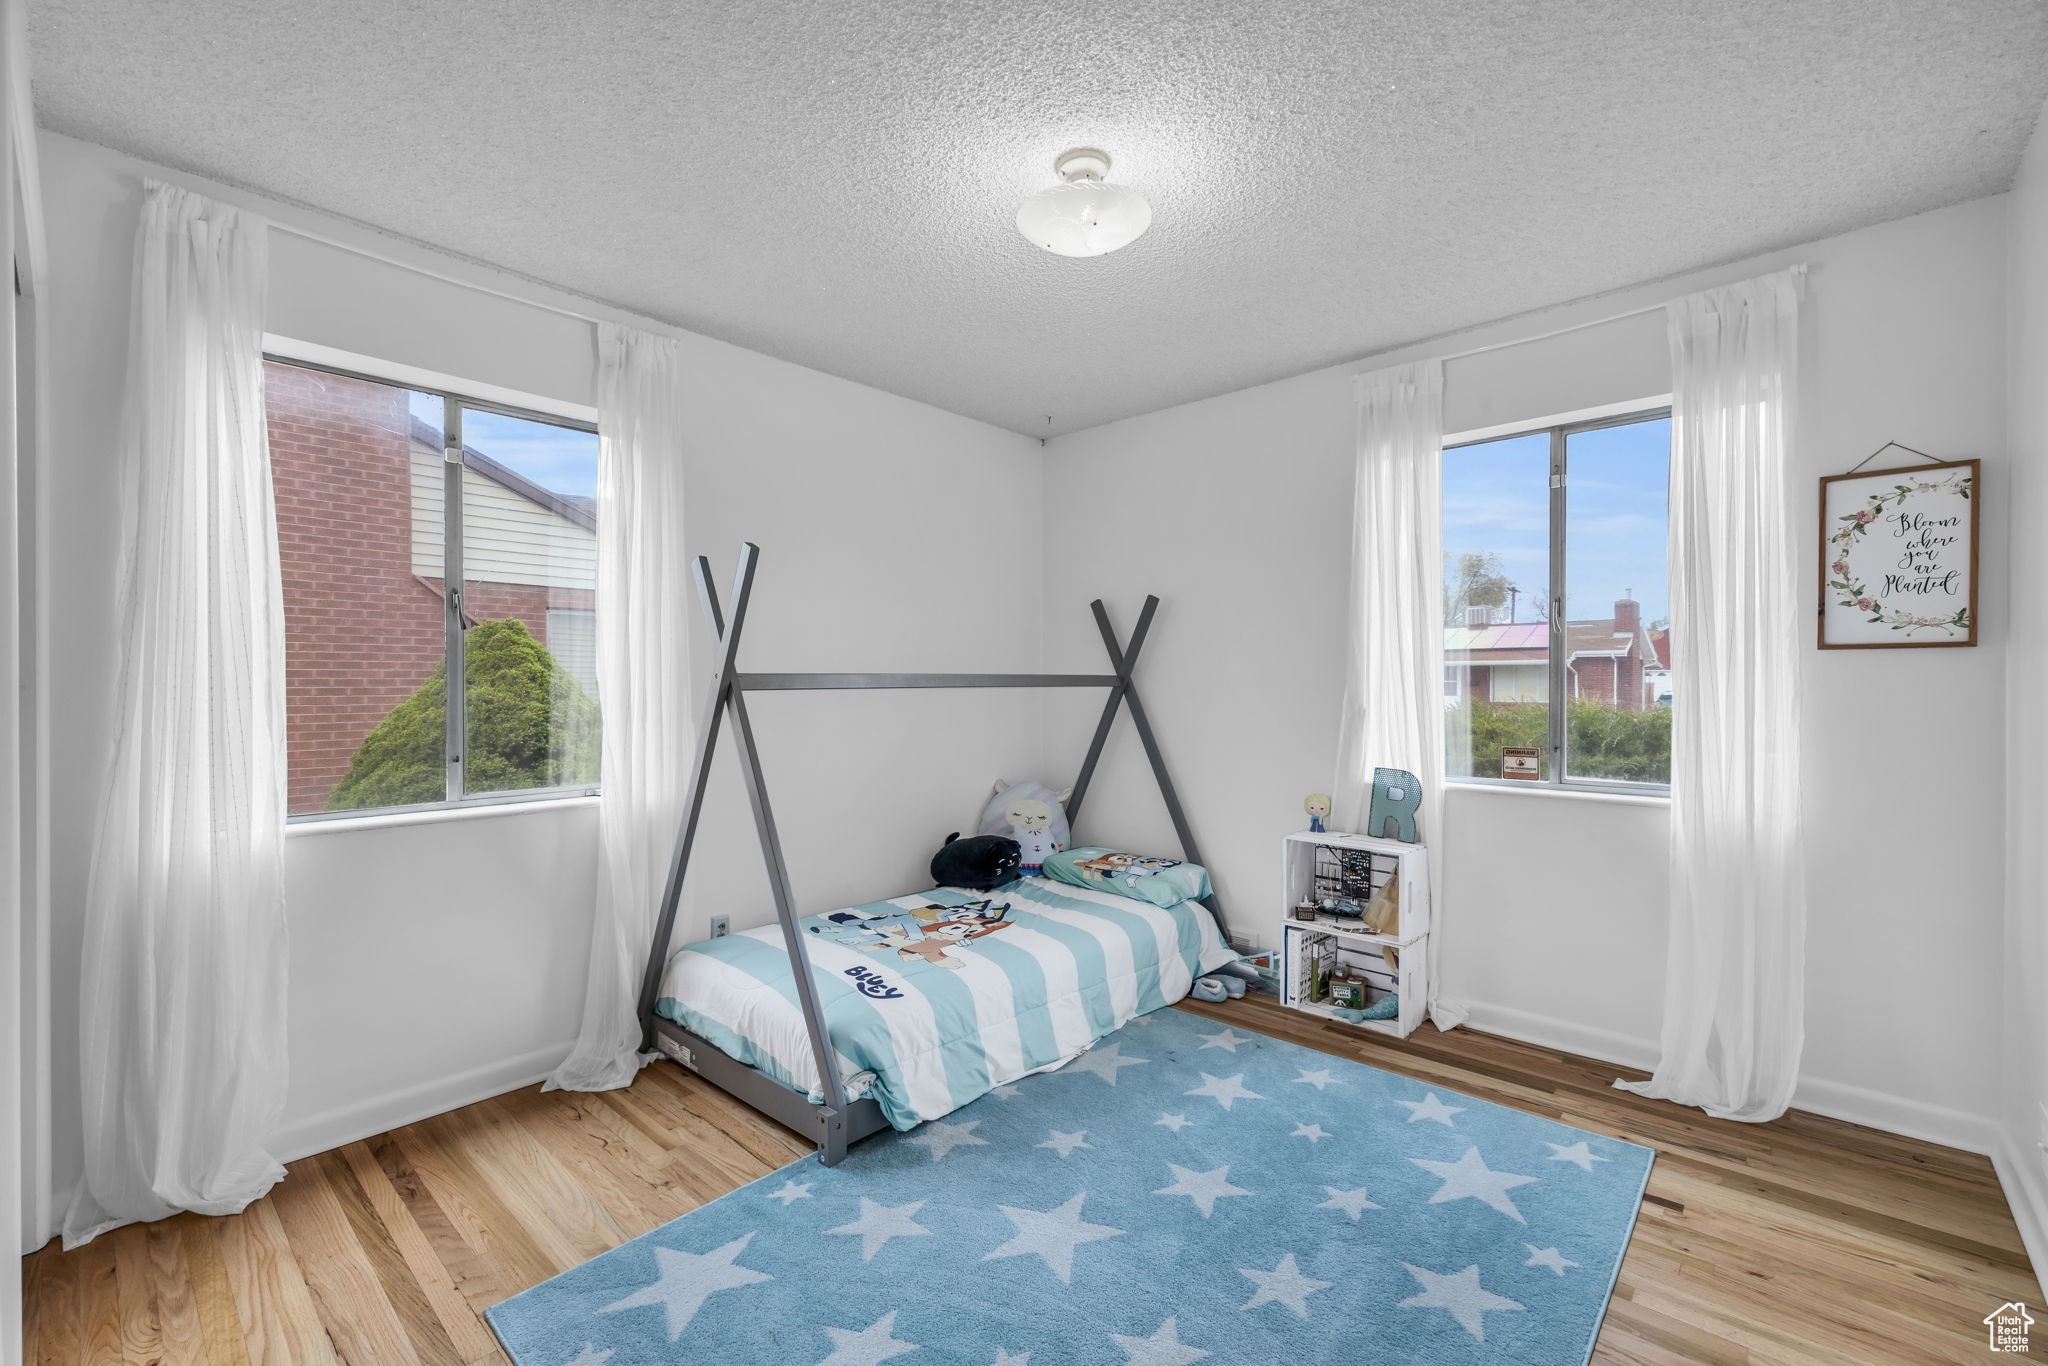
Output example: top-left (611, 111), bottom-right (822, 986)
top-left (1278, 829), bottom-right (1430, 1039)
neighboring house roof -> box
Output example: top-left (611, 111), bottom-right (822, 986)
top-left (1444, 622), bottom-right (1547, 660)
top-left (1650, 626), bottom-right (1672, 670)
top-left (1446, 619), bottom-right (1645, 665)
top-left (409, 416), bottom-right (596, 531)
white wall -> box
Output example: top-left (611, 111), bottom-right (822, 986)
top-left (1043, 193), bottom-right (2013, 1152)
top-left (30, 132), bottom-right (1043, 1246)
top-left (1791, 202), bottom-right (2009, 1145)
top-left (272, 803), bottom-right (602, 1160)
top-left (2001, 94), bottom-right (2048, 1274)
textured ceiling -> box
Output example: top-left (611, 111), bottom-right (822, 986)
top-left (28, 1), bottom-right (2048, 436)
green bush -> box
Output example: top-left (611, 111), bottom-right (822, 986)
top-left (1450, 700), bottom-right (1549, 779)
top-left (327, 618), bottom-right (601, 811)
top-left (1447, 698), bottom-right (1669, 783)
top-left (1565, 699), bottom-right (1671, 783)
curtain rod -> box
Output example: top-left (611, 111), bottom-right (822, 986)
top-left (1376, 258), bottom-right (1806, 372)
top-left (261, 215), bottom-right (679, 340)
top-left (1431, 301), bottom-right (1664, 365)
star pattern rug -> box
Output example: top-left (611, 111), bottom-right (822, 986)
top-left (487, 1008), bottom-right (1653, 1365)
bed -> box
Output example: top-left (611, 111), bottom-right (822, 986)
top-left (654, 876), bottom-right (1236, 1132)
top-left (635, 543), bottom-right (1232, 1164)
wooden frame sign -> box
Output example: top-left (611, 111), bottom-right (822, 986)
top-left (1819, 459), bottom-right (1978, 649)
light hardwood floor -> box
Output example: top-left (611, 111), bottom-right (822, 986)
top-left (22, 995), bottom-right (2042, 1365)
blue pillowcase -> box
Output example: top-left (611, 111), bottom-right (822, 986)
top-left (1041, 847), bottom-right (1212, 908)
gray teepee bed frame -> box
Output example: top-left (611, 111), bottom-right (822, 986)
top-left (634, 542), bottom-right (1230, 1166)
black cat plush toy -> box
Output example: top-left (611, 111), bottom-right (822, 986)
top-left (931, 833), bottom-right (1022, 891)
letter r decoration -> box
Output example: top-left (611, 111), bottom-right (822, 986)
top-left (1368, 767), bottom-right (1422, 843)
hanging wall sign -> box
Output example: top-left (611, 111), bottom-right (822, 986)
top-left (1818, 456), bottom-right (1978, 649)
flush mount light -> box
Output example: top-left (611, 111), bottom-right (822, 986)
top-left (1015, 148), bottom-right (1152, 258)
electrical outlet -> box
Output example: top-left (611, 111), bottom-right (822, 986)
top-left (710, 915), bottom-right (730, 939)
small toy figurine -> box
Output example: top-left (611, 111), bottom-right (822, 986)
top-left (1303, 793), bottom-right (1331, 833)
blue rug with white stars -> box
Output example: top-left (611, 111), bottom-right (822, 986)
top-left (486, 1006), bottom-right (1653, 1366)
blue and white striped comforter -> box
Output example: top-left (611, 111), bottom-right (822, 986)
top-left (655, 875), bottom-right (1236, 1130)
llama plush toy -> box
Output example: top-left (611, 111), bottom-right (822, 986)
top-left (981, 779), bottom-right (1073, 874)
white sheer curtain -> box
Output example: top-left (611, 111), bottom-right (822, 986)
top-left (66, 182), bottom-right (288, 1247)
top-left (547, 322), bottom-right (693, 1092)
top-left (1333, 358), bottom-right (1462, 1029)
top-left (1616, 266), bottom-right (1807, 1122)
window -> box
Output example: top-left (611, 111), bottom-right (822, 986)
top-left (265, 358), bottom-right (601, 818)
top-left (546, 608), bottom-right (599, 697)
top-left (1442, 408), bottom-right (1671, 792)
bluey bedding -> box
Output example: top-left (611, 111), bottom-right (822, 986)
top-left (654, 875), bottom-right (1235, 1130)
top-left (1042, 846), bottom-right (1213, 908)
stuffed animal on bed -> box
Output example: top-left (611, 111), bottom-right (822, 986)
top-left (930, 833), bottom-right (1022, 891)
top-left (981, 779), bottom-right (1073, 873)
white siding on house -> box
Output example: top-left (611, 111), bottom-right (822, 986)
top-left (1447, 660), bottom-right (1549, 703)
top-left (1487, 663), bottom-right (1547, 703)
top-left (410, 439), bottom-right (596, 590)
top-left (547, 608), bottom-right (598, 694)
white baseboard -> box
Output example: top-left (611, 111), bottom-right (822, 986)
top-left (1792, 1074), bottom-right (1996, 1156)
top-left (1992, 1127), bottom-right (2048, 1283)
top-left (1455, 1000), bottom-right (1996, 1154)
top-left (271, 1041), bottom-right (573, 1165)
top-left (1458, 1000), bottom-right (1661, 1073)
top-left (28, 1044), bottom-right (574, 1251)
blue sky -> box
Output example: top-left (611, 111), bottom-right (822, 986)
top-left (1442, 417), bottom-right (1670, 627)
top-left (409, 392), bottom-right (600, 499)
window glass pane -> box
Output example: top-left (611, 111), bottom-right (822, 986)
top-left (1442, 431), bottom-right (1552, 780)
top-left (458, 409), bottom-right (602, 796)
top-left (1563, 417), bottom-right (1671, 785)
top-left (266, 362), bottom-right (448, 814)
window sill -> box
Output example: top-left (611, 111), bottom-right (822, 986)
top-left (286, 794), bottom-right (600, 837)
top-left (1446, 781), bottom-right (1669, 809)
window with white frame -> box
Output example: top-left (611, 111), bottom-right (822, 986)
top-left (1441, 407), bottom-right (1672, 792)
top-left (265, 358), bottom-right (602, 818)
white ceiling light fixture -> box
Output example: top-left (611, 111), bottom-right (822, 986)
top-left (1016, 148), bottom-right (1152, 258)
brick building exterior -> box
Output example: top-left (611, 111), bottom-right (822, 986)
top-left (268, 363), bottom-right (444, 814)
top-left (1445, 596), bottom-right (1655, 710)
top-left (266, 362), bottom-right (597, 814)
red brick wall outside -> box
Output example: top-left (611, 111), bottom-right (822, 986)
top-left (268, 363), bottom-right (446, 814)
top-left (460, 582), bottom-right (594, 643)
top-left (1566, 653), bottom-right (1645, 710)
top-left (1618, 649), bottom-right (1644, 709)
top-left (1459, 642), bottom-right (1649, 710)
top-left (268, 361), bottom-right (592, 813)
top-left (1573, 655), bottom-right (1617, 707)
